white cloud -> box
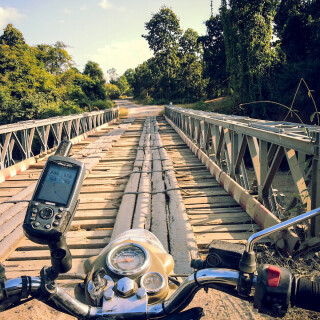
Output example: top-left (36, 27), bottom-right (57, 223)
top-left (63, 8), bottom-right (72, 14)
top-left (98, 0), bottom-right (113, 10)
top-left (0, 6), bottom-right (23, 29)
top-left (91, 38), bottom-right (153, 76)
top-left (80, 5), bottom-right (88, 12)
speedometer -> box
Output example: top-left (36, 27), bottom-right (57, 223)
top-left (106, 243), bottom-right (150, 276)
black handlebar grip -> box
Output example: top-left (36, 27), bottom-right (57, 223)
top-left (293, 277), bottom-right (320, 312)
top-left (55, 140), bottom-right (72, 157)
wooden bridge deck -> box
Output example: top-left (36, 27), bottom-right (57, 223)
top-left (0, 115), bottom-right (259, 279)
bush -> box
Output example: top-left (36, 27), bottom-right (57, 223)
top-left (192, 101), bottom-right (208, 111)
top-left (38, 101), bottom-right (82, 119)
top-left (89, 99), bottom-right (114, 110)
top-left (106, 83), bottom-right (121, 99)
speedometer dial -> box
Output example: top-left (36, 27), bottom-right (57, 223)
top-left (107, 243), bottom-right (150, 276)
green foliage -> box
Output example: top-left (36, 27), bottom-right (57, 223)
top-left (0, 24), bottom-right (112, 124)
top-left (38, 101), bottom-right (82, 119)
top-left (192, 101), bottom-right (207, 110)
top-left (106, 83), bottom-right (121, 99)
top-left (0, 24), bottom-right (25, 46)
top-left (89, 99), bottom-right (114, 110)
top-left (83, 61), bottom-right (107, 100)
top-left (35, 42), bottom-right (72, 74)
top-left (111, 75), bottom-right (131, 96)
top-left (198, 15), bottom-right (229, 98)
top-left (142, 6), bottom-right (182, 54)
top-left (177, 29), bottom-right (206, 102)
top-left (133, 7), bottom-right (206, 103)
top-left (268, 0), bottom-right (320, 122)
top-left (123, 68), bottom-right (135, 88)
top-left (221, 0), bottom-right (279, 116)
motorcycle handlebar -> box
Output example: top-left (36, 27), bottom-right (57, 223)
top-left (3, 277), bottom-right (41, 297)
top-left (292, 277), bottom-right (320, 313)
top-left (1, 269), bottom-right (320, 318)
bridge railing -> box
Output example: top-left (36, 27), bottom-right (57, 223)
top-left (165, 105), bottom-right (320, 237)
top-left (0, 108), bottom-right (119, 170)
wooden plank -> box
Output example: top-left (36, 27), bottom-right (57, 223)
top-left (81, 184), bottom-right (127, 191)
top-left (78, 193), bottom-right (123, 201)
top-left (0, 181), bottom-right (35, 214)
top-left (99, 157), bottom-right (137, 162)
top-left (0, 187), bottom-right (25, 195)
top-left (80, 185), bottom-right (125, 193)
top-left (187, 207), bottom-right (245, 215)
top-left (0, 202), bottom-right (27, 225)
top-left (196, 232), bottom-right (255, 244)
top-left (3, 258), bottom-right (87, 274)
top-left (70, 218), bottom-right (115, 229)
top-left (66, 229), bottom-right (113, 239)
top-left (193, 224), bottom-right (259, 233)
top-left (183, 195), bottom-right (236, 205)
top-left (180, 182), bottom-right (222, 188)
top-left (185, 202), bottom-right (239, 209)
top-left (189, 214), bottom-right (252, 225)
top-left (83, 178), bottom-right (125, 188)
top-left (8, 248), bottom-right (102, 260)
top-left (0, 180), bottom-right (37, 187)
top-left (74, 209), bottom-right (117, 219)
top-left (0, 224), bottom-right (25, 261)
top-left (77, 202), bottom-right (120, 210)
top-left (0, 209), bottom-right (26, 242)
top-left (18, 238), bottom-right (109, 250)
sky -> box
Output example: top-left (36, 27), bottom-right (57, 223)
top-left (0, 0), bottom-right (221, 77)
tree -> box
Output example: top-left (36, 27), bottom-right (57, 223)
top-left (123, 68), bottom-right (135, 87)
top-left (35, 42), bottom-right (72, 74)
top-left (179, 28), bottom-right (201, 56)
top-left (0, 24), bottom-right (114, 124)
top-left (0, 24), bottom-right (25, 47)
top-left (0, 30), bottom-right (58, 123)
top-left (113, 75), bottom-right (130, 96)
top-left (107, 68), bottom-right (118, 82)
top-left (198, 15), bottom-right (228, 98)
top-left (142, 6), bottom-right (182, 54)
top-left (141, 6), bottom-right (183, 100)
top-left (105, 83), bottom-right (120, 99)
top-left (84, 61), bottom-right (105, 80)
top-left (177, 29), bottom-right (206, 102)
top-left (271, 0), bottom-right (320, 123)
top-left (132, 59), bottom-right (156, 98)
top-left (83, 61), bottom-right (107, 100)
top-left (56, 67), bottom-right (92, 108)
top-left (221, 0), bottom-right (279, 116)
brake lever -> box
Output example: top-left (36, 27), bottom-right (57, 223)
top-left (237, 207), bottom-right (320, 298)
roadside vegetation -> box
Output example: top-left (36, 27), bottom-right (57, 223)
top-left (0, 24), bottom-right (115, 125)
top-left (124, 1), bottom-right (320, 124)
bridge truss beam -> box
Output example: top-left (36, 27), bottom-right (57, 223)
top-left (0, 108), bottom-right (119, 170)
top-left (165, 105), bottom-right (320, 237)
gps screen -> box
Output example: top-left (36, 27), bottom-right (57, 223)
top-left (36, 162), bottom-right (78, 205)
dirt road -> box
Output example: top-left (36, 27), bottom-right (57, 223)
top-left (114, 98), bottom-right (164, 117)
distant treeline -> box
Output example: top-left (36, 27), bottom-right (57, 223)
top-left (125, 1), bottom-right (320, 123)
top-left (0, 24), bottom-right (123, 125)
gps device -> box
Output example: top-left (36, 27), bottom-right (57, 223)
top-left (22, 141), bottom-right (85, 274)
top-left (23, 154), bottom-right (85, 245)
